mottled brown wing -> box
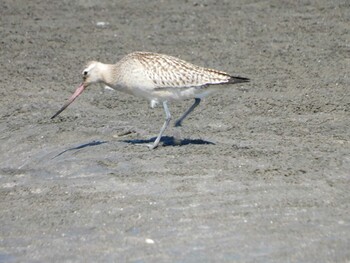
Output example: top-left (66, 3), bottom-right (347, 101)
top-left (134, 52), bottom-right (233, 89)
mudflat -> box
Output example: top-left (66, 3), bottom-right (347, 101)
top-left (0, 0), bottom-right (349, 262)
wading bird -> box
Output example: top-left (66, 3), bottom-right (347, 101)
top-left (51, 52), bottom-right (249, 149)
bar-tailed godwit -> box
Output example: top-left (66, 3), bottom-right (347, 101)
top-left (51, 52), bottom-right (249, 149)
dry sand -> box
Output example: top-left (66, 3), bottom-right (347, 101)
top-left (0, 0), bottom-right (349, 262)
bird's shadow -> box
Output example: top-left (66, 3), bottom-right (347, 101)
top-left (123, 136), bottom-right (215, 147)
top-left (50, 137), bottom-right (213, 159)
top-left (51, 140), bottom-right (108, 159)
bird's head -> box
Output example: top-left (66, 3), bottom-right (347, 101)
top-left (82, 61), bottom-right (103, 87)
top-left (51, 61), bottom-right (104, 119)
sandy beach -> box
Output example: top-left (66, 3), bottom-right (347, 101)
top-left (0, 0), bottom-right (349, 262)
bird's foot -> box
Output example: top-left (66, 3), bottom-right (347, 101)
top-left (146, 143), bottom-right (158, 150)
top-left (174, 120), bottom-right (182, 127)
top-left (135, 143), bottom-right (159, 150)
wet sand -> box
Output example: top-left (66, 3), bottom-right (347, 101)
top-left (0, 0), bottom-right (349, 262)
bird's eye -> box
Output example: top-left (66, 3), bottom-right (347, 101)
top-left (83, 71), bottom-right (88, 76)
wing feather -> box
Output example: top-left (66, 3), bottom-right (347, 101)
top-left (132, 52), bottom-right (233, 89)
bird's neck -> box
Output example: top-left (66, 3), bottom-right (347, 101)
top-left (100, 63), bottom-right (121, 87)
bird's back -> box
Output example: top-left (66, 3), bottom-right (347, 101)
top-left (123, 52), bottom-right (238, 89)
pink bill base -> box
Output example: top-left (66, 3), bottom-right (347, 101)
top-left (51, 83), bottom-right (85, 119)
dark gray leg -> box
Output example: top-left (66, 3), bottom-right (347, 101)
top-left (174, 98), bottom-right (201, 127)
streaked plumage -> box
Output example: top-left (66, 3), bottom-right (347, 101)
top-left (52, 52), bottom-right (249, 149)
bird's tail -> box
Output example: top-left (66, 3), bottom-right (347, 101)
top-left (227, 76), bottom-right (250, 84)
